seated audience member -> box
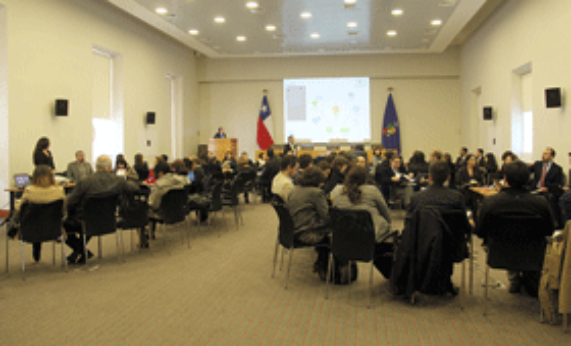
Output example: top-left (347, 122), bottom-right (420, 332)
top-left (400, 160), bottom-right (471, 295)
top-left (370, 146), bottom-right (383, 168)
top-left (133, 153), bottom-right (149, 181)
top-left (115, 154), bottom-right (128, 168)
top-left (114, 158), bottom-right (137, 178)
top-left (476, 148), bottom-right (485, 168)
top-left (64, 156), bottom-right (139, 264)
top-left (237, 154), bottom-right (256, 203)
top-left (331, 166), bottom-right (391, 242)
top-left (149, 161), bottom-right (187, 217)
top-left (294, 154), bottom-right (314, 182)
top-left (429, 149), bottom-right (443, 163)
top-left (476, 160), bottom-right (555, 295)
top-left (260, 148), bottom-right (281, 202)
top-left (408, 151), bottom-right (429, 190)
top-left (351, 144), bottom-right (367, 161)
top-left (316, 161), bottom-right (331, 180)
top-left (455, 147), bottom-right (469, 171)
top-left (529, 147), bottom-right (564, 227)
top-left (455, 154), bottom-right (484, 188)
top-left (377, 155), bottom-right (414, 206)
top-left (171, 159), bottom-right (191, 185)
top-left (161, 154), bottom-right (169, 163)
top-left (67, 150), bottom-right (93, 183)
top-left (484, 153), bottom-right (498, 175)
top-left (323, 156), bottom-right (349, 194)
top-left (356, 156), bottom-right (367, 168)
top-left (491, 151), bottom-right (518, 189)
top-left (256, 152), bottom-right (266, 169)
top-left (374, 151), bottom-right (394, 185)
top-left (286, 166), bottom-right (331, 272)
top-left (145, 156), bottom-right (165, 184)
top-left (7, 165), bottom-right (65, 262)
top-left (271, 155), bottom-right (298, 202)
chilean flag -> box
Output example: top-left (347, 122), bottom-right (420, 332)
top-left (257, 95), bottom-right (274, 150)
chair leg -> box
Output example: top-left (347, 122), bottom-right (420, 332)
top-left (369, 262), bottom-right (374, 309)
top-left (484, 265), bottom-right (489, 316)
top-left (19, 240), bottom-right (26, 281)
top-left (564, 314), bottom-right (569, 333)
top-left (280, 247), bottom-right (286, 272)
top-left (187, 219), bottom-right (191, 249)
top-left (462, 261), bottom-right (466, 293)
top-left (6, 231), bottom-right (9, 273)
top-left (271, 238), bottom-right (280, 278)
top-left (470, 236), bottom-right (474, 295)
top-left (53, 242), bottom-right (56, 265)
top-left (131, 229), bottom-right (134, 253)
top-left (285, 248), bottom-right (294, 289)
top-left (98, 236), bottom-right (102, 259)
top-left (61, 240), bottom-right (67, 273)
top-left (325, 253), bottom-right (334, 299)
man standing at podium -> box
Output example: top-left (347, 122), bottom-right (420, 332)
top-left (213, 127), bottom-right (227, 139)
top-left (283, 135), bottom-right (297, 156)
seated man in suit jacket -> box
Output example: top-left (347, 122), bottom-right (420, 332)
top-left (64, 155), bottom-right (139, 264)
top-left (477, 160), bottom-right (555, 295)
top-left (377, 155), bottom-right (414, 206)
top-left (529, 147), bottom-right (564, 227)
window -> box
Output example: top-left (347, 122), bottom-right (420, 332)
top-left (511, 63), bottom-right (533, 162)
top-left (167, 74), bottom-right (182, 159)
top-left (92, 48), bottom-right (123, 164)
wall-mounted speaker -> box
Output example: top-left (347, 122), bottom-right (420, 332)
top-left (483, 106), bottom-right (493, 121)
top-left (546, 88), bottom-right (562, 108)
top-left (55, 99), bottom-right (68, 116)
top-left (146, 112), bottom-right (156, 125)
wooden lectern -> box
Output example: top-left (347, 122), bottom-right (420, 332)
top-left (208, 138), bottom-right (238, 161)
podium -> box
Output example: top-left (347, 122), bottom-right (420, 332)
top-left (208, 138), bottom-right (238, 161)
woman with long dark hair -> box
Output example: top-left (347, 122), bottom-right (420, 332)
top-left (332, 166), bottom-right (392, 242)
top-left (455, 154), bottom-right (484, 188)
top-left (33, 137), bottom-right (55, 170)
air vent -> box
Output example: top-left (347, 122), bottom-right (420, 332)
top-left (348, 31), bottom-right (359, 36)
top-left (439, 0), bottom-right (457, 7)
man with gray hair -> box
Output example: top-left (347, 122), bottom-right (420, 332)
top-left (67, 150), bottom-right (93, 183)
top-left (64, 155), bottom-right (139, 264)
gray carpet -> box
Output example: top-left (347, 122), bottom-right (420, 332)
top-left (1, 203), bottom-right (569, 345)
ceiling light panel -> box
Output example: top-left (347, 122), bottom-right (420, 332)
top-left (214, 16), bottom-right (225, 23)
top-left (300, 12), bottom-right (312, 19)
top-left (155, 7), bottom-right (167, 14)
top-left (265, 25), bottom-right (276, 32)
top-left (391, 9), bottom-right (403, 16)
top-left (245, 2), bottom-right (259, 10)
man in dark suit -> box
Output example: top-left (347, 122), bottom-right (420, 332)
top-left (64, 155), bottom-right (139, 263)
top-left (213, 127), bottom-right (227, 139)
top-left (476, 148), bottom-right (485, 169)
top-left (283, 135), bottom-right (297, 156)
top-left (477, 160), bottom-right (555, 295)
top-left (455, 147), bottom-right (468, 171)
top-left (529, 147), bottom-right (564, 227)
top-left (377, 155), bottom-right (413, 206)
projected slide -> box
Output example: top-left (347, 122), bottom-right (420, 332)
top-left (284, 78), bottom-right (370, 143)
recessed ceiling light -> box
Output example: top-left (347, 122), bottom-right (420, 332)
top-left (431, 19), bottom-right (443, 26)
top-left (237, 36), bottom-right (247, 42)
top-left (300, 12), bottom-right (312, 19)
top-left (347, 22), bottom-right (358, 28)
top-left (310, 33), bottom-right (320, 39)
top-left (246, 2), bottom-right (259, 9)
top-left (391, 9), bottom-right (403, 16)
top-left (344, 0), bottom-right (357, 4)
top-left (387, 30), bottom-right (397, 37)
top-left (214, 16), bottom-right (226, 23)
top-left (265, 25), bottom-right (276, 32)
top-left (155, 8), bottom-right (168, 15)
top-left (188, 29), bottom-right (199, 35)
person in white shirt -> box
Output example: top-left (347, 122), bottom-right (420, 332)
top-left (271, 155), bottom-right (299, 202)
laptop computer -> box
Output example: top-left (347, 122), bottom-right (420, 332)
top-left (13, 174), bottom-right (31, 189)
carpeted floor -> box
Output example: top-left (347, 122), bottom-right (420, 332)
top-left (1, 201), bottom-right (569, 345)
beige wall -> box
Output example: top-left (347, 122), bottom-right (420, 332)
top-left (461, 0), bottom-right (571, 167)
top-left (3, 0), bottom-right (198, 181)
top-left (198, 49), bottom-right (462, 159)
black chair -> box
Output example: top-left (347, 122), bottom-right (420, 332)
top-left (117, 190), bottom-right (150, 252)
top-left (207, 182), bottom-right (228, 236)
top-left (223, 177), bottom-right (245, 229)
top-left (440, 210), bottom-right (472, 294)
top-left (150, 189), bottom-right (191, 249)
top-left (326, 208), bottom-right (396, 308)
top-left (270, 203), bottom-right (329, 289)
top-left (82, 193), bottom-right (122, 265)
top-left (241, 170), bottom-right (259, 203)
top-left (483, 213), bottom-right (551, 315)
top-left (19, 200), bottom-right (66, 280)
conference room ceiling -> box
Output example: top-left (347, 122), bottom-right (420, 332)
top-left (108, 0), bottom-right (503, 58)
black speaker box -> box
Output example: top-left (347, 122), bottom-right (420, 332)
top-left (483, 106), bottom-right (493, 121)
top-left (146, 112), bottom-right (156, 125)
top-left (546, 88), bottom-right (562, 108)
top-left (55, 99), bottom-right (68, 116)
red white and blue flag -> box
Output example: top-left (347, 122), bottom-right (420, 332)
top-left (257, 95), bottom-right (274, 150)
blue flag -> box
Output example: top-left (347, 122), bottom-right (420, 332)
top-left (381, 94), bottom-right (401, 154)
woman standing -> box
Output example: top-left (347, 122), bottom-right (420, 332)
top-left (33, 137), bottom-right (55, 170)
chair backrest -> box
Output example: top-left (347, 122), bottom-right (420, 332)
top-left (271, 194), bottom-right (285, 205)
top-left (119, 191), bottom-right (149, 229)
top-left (83, 193), bottom-right (120, 237)
top-left (210, 182), bottom-right (223, 212)
top-left (486, 213), bottom-right (549, 271)
top-left (439, 209), bottom-right (471, 263)
top-left (271, 203), bottom-right (295, 248)
top-left (160, 188), bottom-right (187, 224)
top-left (20, 200), bottom-right (64, 243)
top-left (330, 208), bottom-right (376, 262)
